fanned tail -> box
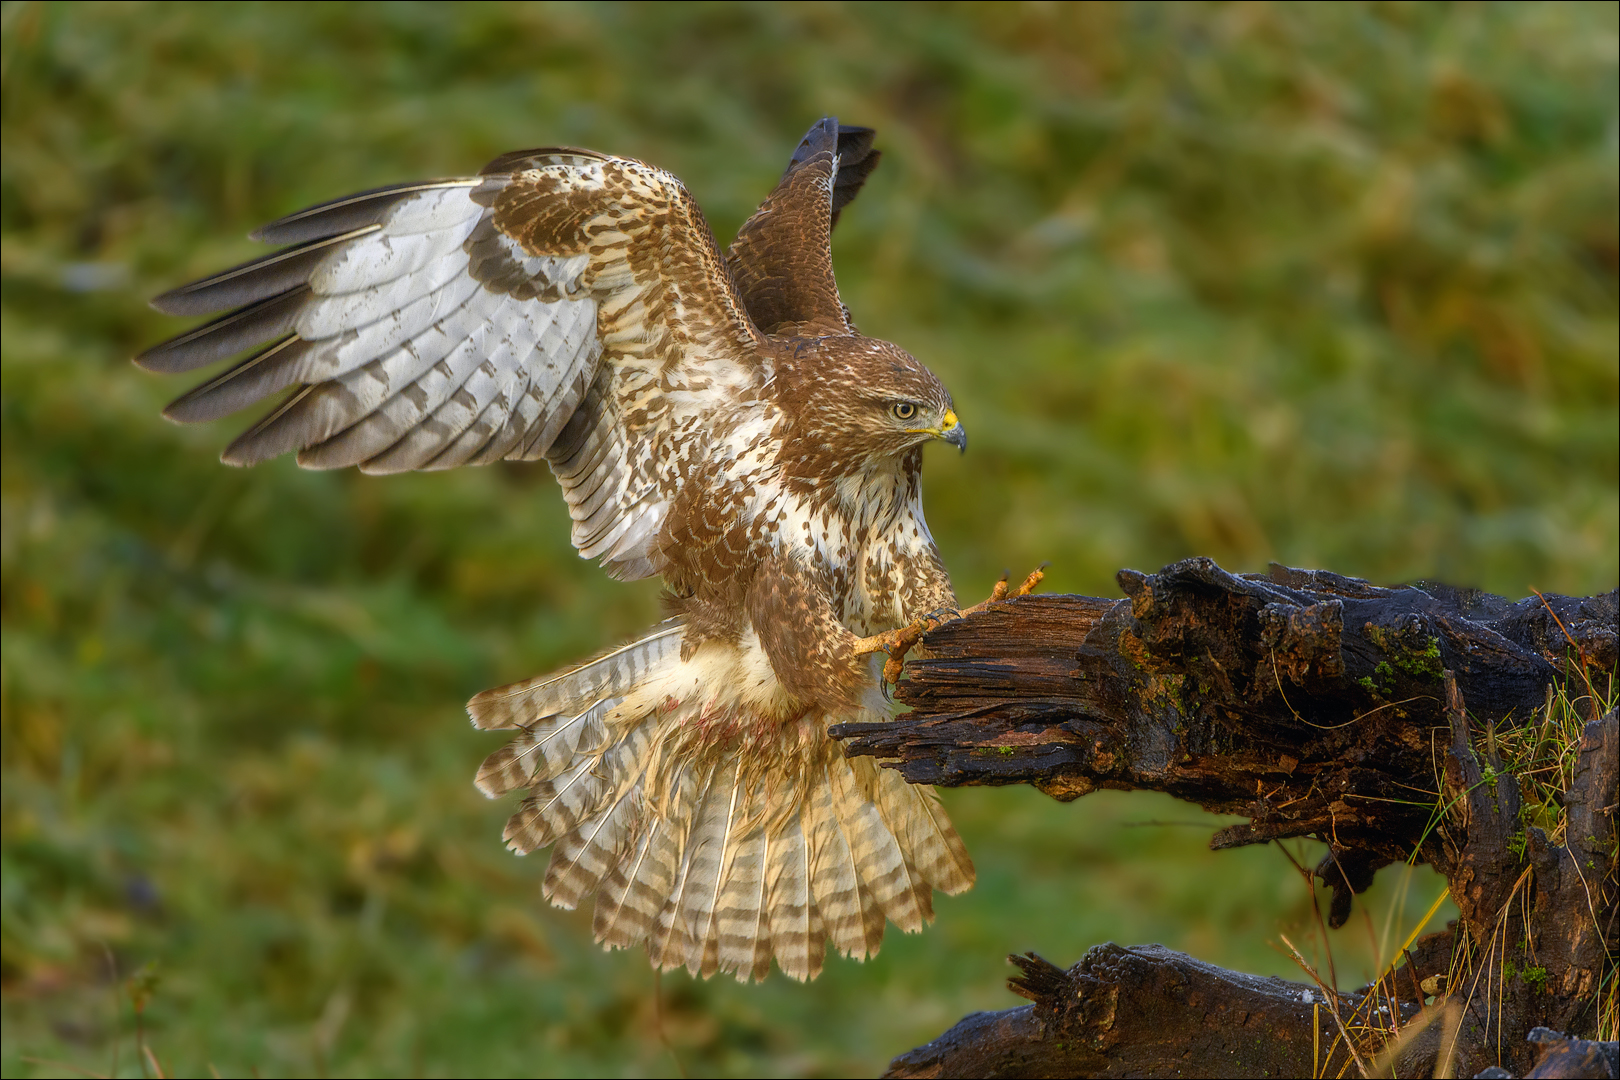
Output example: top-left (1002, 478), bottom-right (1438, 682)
top-left (871, 765), bottom-right (975, 896)
top-left (472, 626), bottom-right (974, 982)
top-left (474, 695), bottom-right (616, 797)
top-left (765, 808), bottom-right (824, 981)
top-left (467, 618), bottom-right (684, 732)
top-left (804, 758), bottom-right (885, 960)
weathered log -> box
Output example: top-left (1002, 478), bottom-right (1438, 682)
top-left (886, 945), bottom-right (1380, 1079)
top-left (829, 559), bottom-right (1617, 1079)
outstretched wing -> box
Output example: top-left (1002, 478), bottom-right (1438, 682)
top-left (726, 118), bottom-right (880, 337)
top-left (139, 150), bottom-right (763, 581)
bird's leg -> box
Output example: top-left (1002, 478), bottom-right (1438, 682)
top-left (852, 611), bottom-right (955, 689)
top-left (852, 564), bottom-right (1048, 691)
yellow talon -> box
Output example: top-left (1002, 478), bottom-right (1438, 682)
top-left (856, 564), bottom-right (1046, 693)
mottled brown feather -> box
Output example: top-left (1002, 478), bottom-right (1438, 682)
top-left (726, 117), bottom-right (851, 336)
top-left (141, 118), bottom-right (975, 983)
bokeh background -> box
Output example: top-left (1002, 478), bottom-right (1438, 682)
top-left (3, 2), bottom-right (1615, 1076)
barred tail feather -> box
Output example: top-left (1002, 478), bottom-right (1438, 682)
top-left (502, 752), bottom-right (609, 855)
top-left (541, 721), bottom-right (656, 908)
top-left (830, 756), bottom-right (928, 932)
top-left (475, 695), bottom-right (615, 797)
top-left (805, 763), bottom-right (884, 960)
top-left (466, 618), bottom-right (684, 731)
top-left (872, 765), bottom-right (975, 896)
top-left (473, 624), bottom-right (976, 983)
top-left (711, 785), bottom-right (772, 982)
top-left (593, 814), bottom-right (676, 949)
top-left (646, 762), bottom-right (718, 972)
top-left (727, 825), bottom-right (774, 983)
top-left (670, 760), bottom-right (742, 976)
top-left (543, 779), bottom-right (638, 909)
top-left (765, 811), bottom-right (824, 981)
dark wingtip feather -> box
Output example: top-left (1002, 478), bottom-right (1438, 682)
top-left (134, 289), bottom-right (307, 373)
top-left (160, 337), bottom-right (305, 424)
top-left (787, 117), bottom-right (841, 176)
top-left (148, 227), bottom-right (375, 317)
top-left (149, 285), bottom-right (216, 317)
top-left (219, 384), bottom-right (318, 467)
top-left (831, 126), bottom-right (881, 226)
top-left (250, 180), bottom-right (476, 245)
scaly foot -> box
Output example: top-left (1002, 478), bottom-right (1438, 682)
top-left (853, 564), bottom-right (1048, 692)
top-left (962, 563), bottom-right (1047, 615)
top-left (853, 610), bottom-right (954, 689)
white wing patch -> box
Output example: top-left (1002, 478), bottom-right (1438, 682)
top-left (143, 149), bottom-right (767, 582)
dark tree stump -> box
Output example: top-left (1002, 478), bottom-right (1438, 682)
top-left (831, 559), bottom-right (1617, 1079)
top-left (887, 946), bottom-right (1378, 1079)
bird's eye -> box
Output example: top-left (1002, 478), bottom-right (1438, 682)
top-left (891, 402), bottom-right (917, 421)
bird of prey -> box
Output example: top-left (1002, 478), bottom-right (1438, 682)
top-left (139, 118), bottom-right (1038, 982)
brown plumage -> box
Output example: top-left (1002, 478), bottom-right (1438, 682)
top-left (140, 118), bottom-right (974, 982)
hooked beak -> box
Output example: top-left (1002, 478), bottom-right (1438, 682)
top-left (938, 409), bottom-right (966, 454)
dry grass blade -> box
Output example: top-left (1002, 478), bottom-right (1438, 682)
top-left (1365, 1002), bottom-right (1448, 1079)
top-left (1280, 932), bottom-right (1371, 1079)
top-left (1432, 999), bottom-right (1464, 1080)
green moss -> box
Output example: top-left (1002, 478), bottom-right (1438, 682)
top-left (1365, 625), bottom-right (1445, 680)
top-left (1503, 961), bottom-right (1550, 992)
top-left (1361, 662), bottom-right (1398, 696)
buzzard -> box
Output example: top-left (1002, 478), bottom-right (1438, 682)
top-left (139, 119), bottom-right (1037, 982)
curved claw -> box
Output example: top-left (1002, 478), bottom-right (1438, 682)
top-left (988, 571), bottom-right (1013, 604)
top-left (855, 613), bottom-right (947, 695)
top-left (1012, 563), bottom-right (1048, 597)
top-left (964, 562), bottom-right (1049, 616)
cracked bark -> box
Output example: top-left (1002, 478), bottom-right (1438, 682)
top-left (830, 559), bottom-right (1617, 1079)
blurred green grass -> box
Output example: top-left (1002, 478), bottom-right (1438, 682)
top-left (1, 1), bottom-right (1614, 1076)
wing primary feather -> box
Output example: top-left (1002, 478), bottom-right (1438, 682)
top-left (265, 280), bottom-right (499, 469)
top-left (135, 287), bottom-right (309, 373)
top-left (161, 335), bottom-right (306, 423)
top-left (417, 381), bottom-right (515, 471)
top-left (150, 226), bottom-right (379, 317)
top-left (830, 125), bottom-right (881, 227)
top-left (362, 377), bottom-right (504, 474)
top-left (464, 370), bottom-right (542, 467)
top-left (301, 314), bottom-right (499, 470)
top-left (220, 384), bottom-right (318, 467)
top-left (250, 180), bottom-right (479, 245)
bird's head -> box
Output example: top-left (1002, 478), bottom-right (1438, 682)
top-left (776, 338), bottom-right (964, 477)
